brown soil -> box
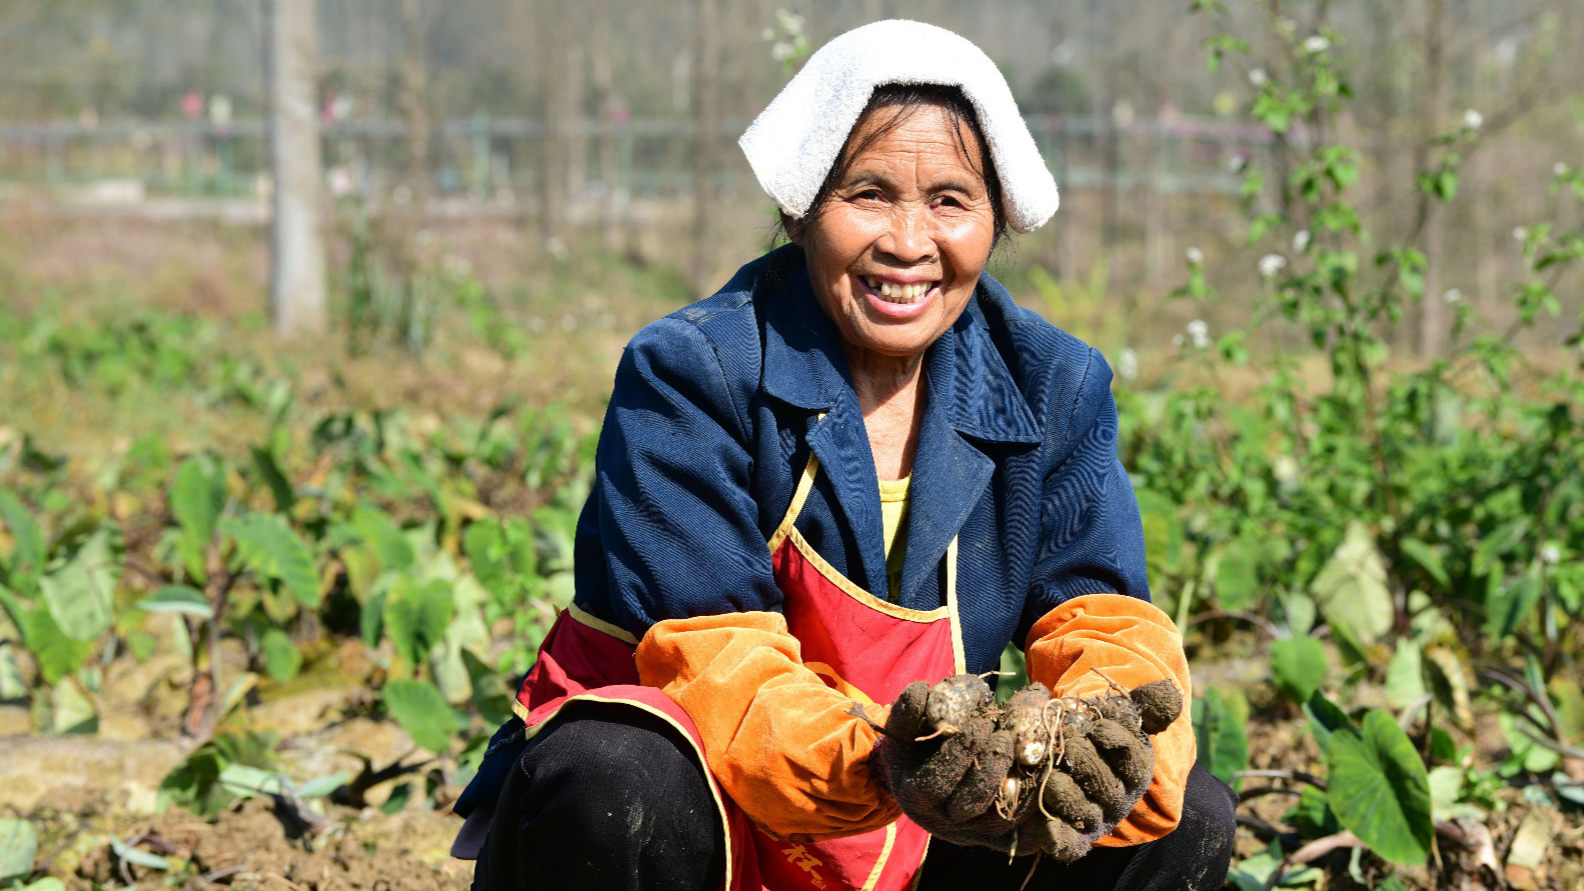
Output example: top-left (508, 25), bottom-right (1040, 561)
top-left (31, 796), bottom-right (470, 891)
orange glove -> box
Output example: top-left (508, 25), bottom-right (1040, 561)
top-left (635, 611), bottom-right (900, 841)
top-left (1024, 593), bottom-right (1195, 846)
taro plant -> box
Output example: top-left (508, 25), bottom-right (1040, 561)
top-left (1113, 0), bottom-right (1584, 885)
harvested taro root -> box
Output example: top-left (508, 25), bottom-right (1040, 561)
top-left (871, 672), bottom-right (1185, 860)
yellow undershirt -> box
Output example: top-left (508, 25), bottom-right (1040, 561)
top-left (879, 476), bottom-right (912, 603)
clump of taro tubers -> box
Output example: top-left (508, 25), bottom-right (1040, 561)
top-left (874, 671), bottom-right (1185, 862)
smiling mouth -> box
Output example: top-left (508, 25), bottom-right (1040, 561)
top-left (860, 275), bottom-right (939, 305)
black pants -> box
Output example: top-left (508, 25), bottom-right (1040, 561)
top-left (473, 703), bottom-right (1236, 891)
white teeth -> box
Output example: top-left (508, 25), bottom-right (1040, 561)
top-left (864, 277), bottom-right (937, 304)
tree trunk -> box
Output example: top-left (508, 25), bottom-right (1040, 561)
top-left (536, 0), bottom-right (568, 250)
top-left (691, 0), bottom-right (720, 289)
top-left (591, 0), bottom-right (623, 251)
top-left (267, 0), bottom-right (326, 337)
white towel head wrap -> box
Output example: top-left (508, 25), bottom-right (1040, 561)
top-left (739, 19), bottom-right (1059, 234)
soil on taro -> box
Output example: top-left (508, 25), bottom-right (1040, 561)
top-left (2, 643), bottom-right (1582, 890)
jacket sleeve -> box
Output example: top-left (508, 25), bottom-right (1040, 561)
top-left (1021, 349), bottom-right (1195, 846)
top-left (1022, 347), bottom-right (1151, 625)
top-left (575, 316), bottom-right (783, 630)
top-left (584, 318), bottom-right (895, 840)
top-left (637, 611), bottom-right (899, 840)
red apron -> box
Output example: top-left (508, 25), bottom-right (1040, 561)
top-left (510, 454), bottom-right (966, 890)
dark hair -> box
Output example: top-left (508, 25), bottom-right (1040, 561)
top-left (772, 83), bottom-right (1008, 247)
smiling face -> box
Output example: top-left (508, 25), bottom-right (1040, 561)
top-left (791, 101), bottom-right (999, 363)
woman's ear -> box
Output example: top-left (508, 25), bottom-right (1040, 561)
top-left (782, 212), bottom-right (806, 247)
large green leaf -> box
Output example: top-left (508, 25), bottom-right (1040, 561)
top-left (1290, 785), bottom-right (1342, 838)
top-left (249, 446), bottom-right (296, 514)
top-left (1327, 709), bottom-right (1434, 865)
top-left (1304, 689), bottom-right (1358, 756)
top-left (1193, 687), bottom-right (1250, 787)
top-left (171, 456), bottom-right (227, 545)
top-left (1398, 538), bottom-right (1449, 590)
top-left (1135, 490), bottom-right (1185, 582)
top-left (1385, 640), bottom-right (1427, 708)
top-left (383, 679), bottom-right (457, 753)
top-left (45, 678), bottom-right (98, 735)
top-left (461, 648), bottom-right (514, 726)
top-left (0, 490), bottom-right (44, 579)
top-left (1213, 534), bottom-right (1262, 611)
top-left (0, 817), bottom-right (37, 881)
top-left (384, 577), bottom-right (453, 666)
top-left (261, 628), bottom-right (302, 685)
top-left (354, 504), bottom-right (415, 573)
top-left (223, 514), bottom-right (320, 608)
top-left (1309, 521), bottom-right (1393, 644)
top-left (1485, 570), bottom-right (1543, 641)
top-left (38, 525), bottom-right (119, 642)
top-left (1269, 636), bottom-right (1327, 705)
top-left (20, 606), bottom-right (92, 686)
top-left (135, 585), bottom-right (213, 619)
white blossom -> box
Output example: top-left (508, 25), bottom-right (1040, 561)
top-left (762, 27), bottom-right (776, 41)
top-left (1272, 454), bottom-right (1300, 488)
top-left (1186, 246), bottom-right (1205, 265)
top-left (1248, 67), bottom-right (1269, 87)
top-left (326, 166), bottom-right (353, 198)
top-left (1227, 154), bottom-right (1248, 173)
top-left (1187, 319), bottom-right (1211, 349)
top-left (1258, 253), bottom-right (1288, 278)
top-left (1293, 230), bottom-right (1311, 253)
top-left (1303, 35), bottom-right (1330, 54)
top-left (1462, 109), bottom-right (1483, 131)
top-left (1442, 288), bottom-right (1462, 305)
top-left (1557, 162), bottom-right (1570, 177)
top-left (771, 41), bottom-right (795, 62)
top-left (1118, 348), bottom-right (1139, 381)
top-left (1513, 226), bottom-right (1528, 243)
top-left (1172, 334), bottom-right (1186, 348)
top-left (1541, 543), bottom-right (1561, 565)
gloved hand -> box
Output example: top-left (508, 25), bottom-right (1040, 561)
top-left (871, 674), bottom-right (1184, 859)
top-left (871, 675), bottom-right (1031, 850)
top-left (1024, 678), bottom-right (1184, 861)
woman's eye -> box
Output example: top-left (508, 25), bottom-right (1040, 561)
top-left (854, 189), bottom-right (883, 201)
top-left (932, 195), bottom-right (963, 209)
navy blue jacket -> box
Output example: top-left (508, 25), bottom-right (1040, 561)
top-left (572, 244), bottom-right (1149, 675)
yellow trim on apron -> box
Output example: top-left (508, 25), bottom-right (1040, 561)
top-left (859, 822), bottom-right (899, 891)
top-left (769, 453), bottom-right (966, 655)
top-left (512, 692), bottom-right (736, 890)
top-left (567, 602), bottom-right (639, 645)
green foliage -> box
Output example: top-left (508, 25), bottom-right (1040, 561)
top-left (223, 513), bottom-right (320, 608)
top-left (38, 524), bottom-right (120, 642)
top-left (1269, 636), bottom-right (1326, 705)
top-left (1327, 711), bottom-right (1434, 864)
top-left (0, 818), bottom-right (37, 882)
top-left (384, 678), bottom-right (459, 753)
top-left (384, 577), bottom-right (454, 667)
top-left (158, 730), bottom-right (280, 818)
top-left (1193, 687), bottom-right (1250, 786)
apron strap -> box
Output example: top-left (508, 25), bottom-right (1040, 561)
top-left (945, 536), bottom-right (967, 674)
top-left (769, 452), bottom-right (821, 554)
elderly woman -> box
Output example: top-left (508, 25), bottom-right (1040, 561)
top-left (454, 20), bottom-right (1235, 891)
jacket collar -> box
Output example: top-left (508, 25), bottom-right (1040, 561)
top-left (758, 247), bottom-right (1041, 603)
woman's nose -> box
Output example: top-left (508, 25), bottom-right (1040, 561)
top-left (876, 203), bottom-right (936, 264)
